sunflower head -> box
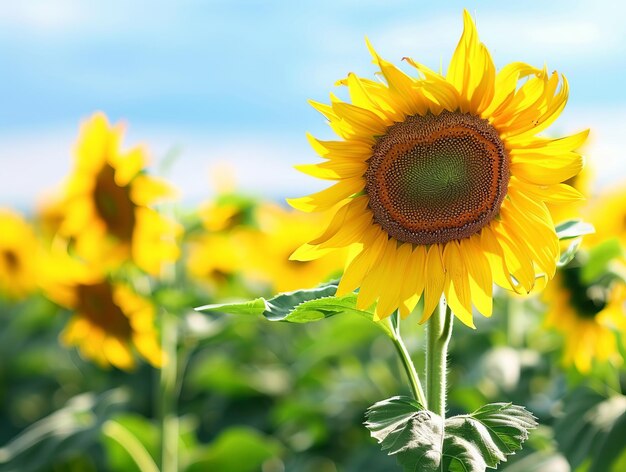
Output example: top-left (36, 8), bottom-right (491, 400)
top-left (42, 256), bottom-right (163, 370)
top-left (290, 10), bottom-right (587, 327)
top-left (544, 257), bottom-right (626, 372)
top-left (0, 209), bottom-right (39, 300)
top-left (59, 113), bottom-right (181, 275)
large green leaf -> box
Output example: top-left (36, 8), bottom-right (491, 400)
top-left (0, 389), bottom-right (128, 472)
top-left (555, 387), bottom-right (626, 472)
top-left (365, 396), bottom-right (537, 472)
top-left (196, 282), bottom-right (390, 335)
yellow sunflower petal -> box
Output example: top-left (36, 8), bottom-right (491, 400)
top-left (443, 241), bottom-right (475, 328)
top-left (447, 10), bottom-right (495, 114)
top-left (462, 236), bottom-right (493, 318)
top-left (287, 177), bottom-right (364, 212)
top-left (420, 244), bottom-right (445, 323)
top-left (337, 227), bottom-right (386, 296)
top-left (398, 245), bottom-right (427, 318)
top-left (365, 38), bottom-right (427, 116)
top-left (375, 242), bottom-right (412, 320)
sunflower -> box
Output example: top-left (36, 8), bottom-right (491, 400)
top-left (0, 209), bottom-right (39, 300)
top-left (42, 256), bottom-right (163, 370)
top-left (247, 203), bottom-right (347, 293)
top-left (544, 259), bottom-right (626, 372)
top-left (584, 185), bottom-right (626, 248)
top-left (289, 10), bottom-right (586, 327)
top-left (59, 113), bottom-right (180, 275)
top-left (187, 231), bottom-right (247, 291)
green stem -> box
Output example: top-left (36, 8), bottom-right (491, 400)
top-left (388, 312), bottom-right (427, 407)
top-left (160, 310), bottom-right (179, 472)
top-left (425, 297), bottom-right (453, 417)
top-left (102, 420), bottom-right (160, 472)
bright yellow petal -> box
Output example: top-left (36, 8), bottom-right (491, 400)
top-left (447, 10), bottom-right (495, 114)
top-left (398, 245), bottom-right (427, 318)
top-left (462, 236), bottom-right (493, 318)
top-left (443, 241), bottom-right (474, 328)
top-left (337, 227), bottom-right (386, 296)
top-left (420, 244), bottom-right (445, 323)
top-left (287, 177), bottom-right (364, 212)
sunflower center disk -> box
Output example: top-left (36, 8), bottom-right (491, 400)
top-left (366, 111), bottom-right (510, 245)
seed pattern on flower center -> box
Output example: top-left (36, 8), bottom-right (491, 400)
top-left (365, 111), bottom-right (510, 245)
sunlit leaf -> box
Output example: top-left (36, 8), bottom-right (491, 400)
top-left (196, 282), bottom-right (391, 335)
top-left (555, 219), bottom-right (594, 240)
top-left (365, 397), bottom-right (536, 472)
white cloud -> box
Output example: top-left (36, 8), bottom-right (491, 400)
top-left (0, 1), bottom-right (88, 34)
top-left (370, 5), bottom-right (624, 69)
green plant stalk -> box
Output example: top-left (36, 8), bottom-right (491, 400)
top-left (388, 312), bottom-right (427, 407)
top-left (159, 309), bottom-right (179, 472)
top-left (102, 420), bottom-right (160, 472)
top-left (425, 297), bottom-right (453, 417)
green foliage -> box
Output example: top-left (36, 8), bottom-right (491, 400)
top-left (186, 427), bottom-right (282, 472)
top-left (365, 396), bottom-right (537, 472)
top-left (582, 238), bottom-right (624, 283)
top-left (196, 281), bottom-right (392, 335)
top-left (0, 389), bottom-right (128, 472)
top-left (554, 387), bottom-right (626, 472)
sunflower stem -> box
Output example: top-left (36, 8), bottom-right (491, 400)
top-left (102, 420), bottom-right (160, 472)
top-left (159, 309), bottom-right (179, 472)
top-left (425, 297), bottom-right (453, 417)
top-left (388, 311), bottom-right (427, 407)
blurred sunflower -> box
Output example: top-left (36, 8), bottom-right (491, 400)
top-left (290, 10), bottom-right (586, 326)
top-left (0, 209), bottom-right (39, 300)
top-left (59, 113), bottom-right (180, 275)
top-left (544, 260), bottom-right (626, 372)
top-left (585, 186), bottom-right (626, 248)
top-left (43, 256), bottom-right (163, 370)
top-left (250, 203), bottom-right (347, 293)
top-left (187, 232), bottom-right (246, 291)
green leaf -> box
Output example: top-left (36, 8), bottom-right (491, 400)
top-left (555, 388), bottom-right (626, 472)
top-left (365, 396), bottom-right (442, 471)
top-left (365, 397), bottom-right (537, 472)
top-left (196, 282), bottom-right (391, 335)
top-left (446, 403), bottom-right (537, 470)
top-left (186, 427), bottom-right (282, 472)
top-left (0, 389), bottom-right (128, 472)
top-left (555, 219), bottom-right (594, 240)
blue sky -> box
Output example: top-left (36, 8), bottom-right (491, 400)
top-left (1, 0), bottom-right (625, 209)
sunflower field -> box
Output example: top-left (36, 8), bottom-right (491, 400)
top-left (1, 4), bottom-right (626, 472)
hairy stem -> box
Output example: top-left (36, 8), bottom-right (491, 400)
top-left (425, 297), bottom-right (453, 417)
top-left (388, 312), bottom-right (427, 406)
